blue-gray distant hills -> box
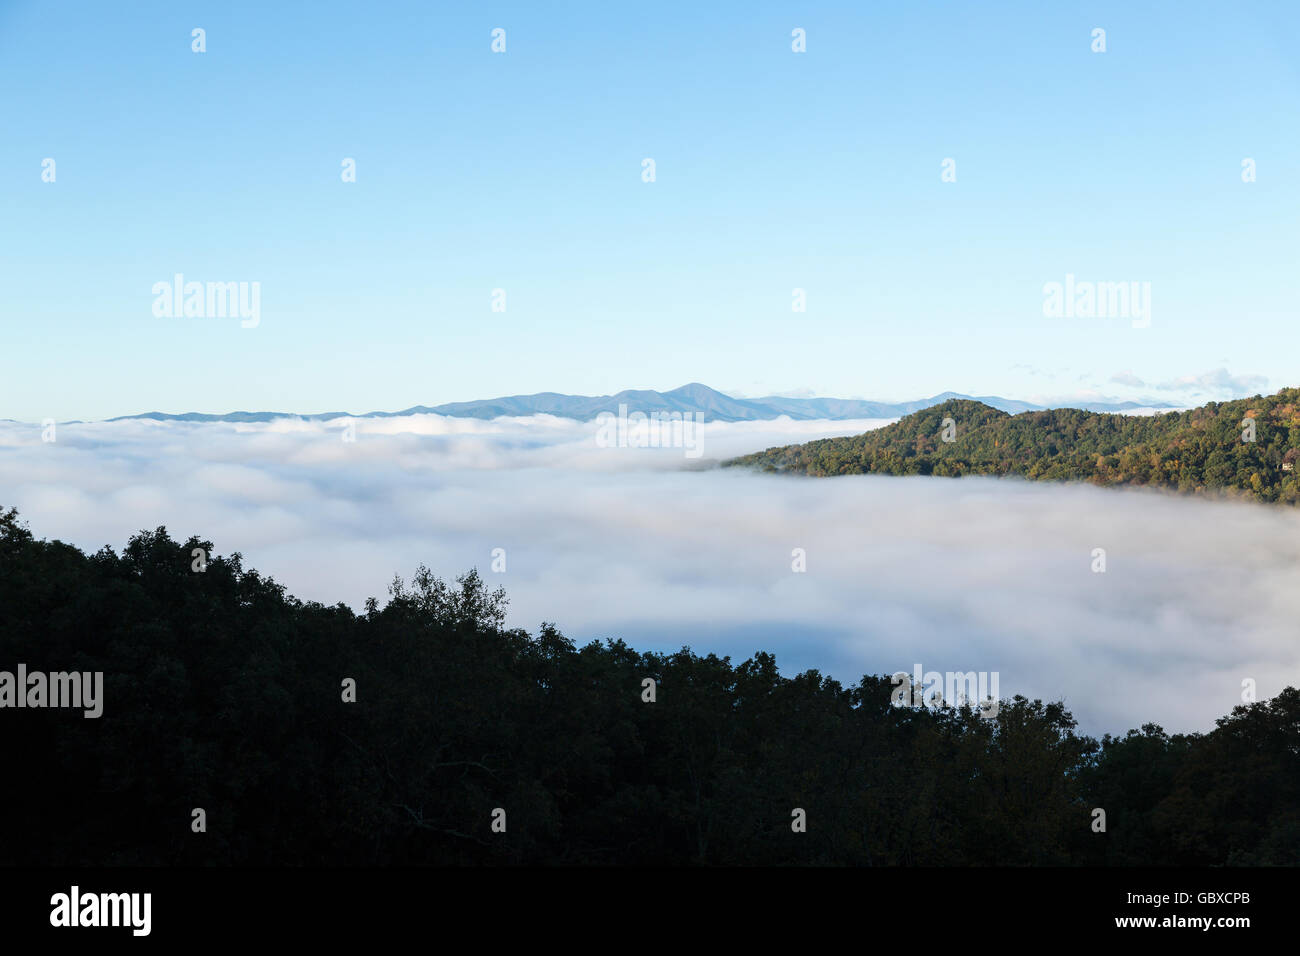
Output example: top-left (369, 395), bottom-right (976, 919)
top-left (106, 383), bottom-right (1177, 424)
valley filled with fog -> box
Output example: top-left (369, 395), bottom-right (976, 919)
top-left (3, 412), bottom-right (1297, 736)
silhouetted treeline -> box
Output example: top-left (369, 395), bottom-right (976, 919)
top-left (1, 507), bottom-right (1296, 865)
top-left (726, 389), bottom-right (1300, 505)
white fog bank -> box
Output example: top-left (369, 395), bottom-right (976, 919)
top-left (2, 412), bottom-right (1296, 736)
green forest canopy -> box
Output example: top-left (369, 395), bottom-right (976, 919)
top-left (725, 387), bottom-right (1300, 505)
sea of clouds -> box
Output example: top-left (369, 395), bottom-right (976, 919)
top-left (2, 412), bottom-right (1298, 736)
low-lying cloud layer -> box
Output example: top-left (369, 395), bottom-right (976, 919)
top-left (3, 413), bottom-right (1298, 735)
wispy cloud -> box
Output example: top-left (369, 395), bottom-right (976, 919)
top-left (1109, 371), bottom-right (1147, 388)
top-left (1154, 368), bottom-right (1269, 397)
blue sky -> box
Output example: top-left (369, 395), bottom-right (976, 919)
top-left (2, 0), bottom-right (1298, 421)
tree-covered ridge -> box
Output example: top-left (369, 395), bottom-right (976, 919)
top-left (0, 507), bottom-right (1296, 866)
top-left (724, 388), bottom-right (1300, 504)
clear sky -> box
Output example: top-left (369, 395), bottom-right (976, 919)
top-left (2, 0), bottom-right (1297, 421)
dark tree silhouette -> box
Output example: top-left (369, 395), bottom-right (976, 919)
top-left (0, 509), bottom-right (1295, 866)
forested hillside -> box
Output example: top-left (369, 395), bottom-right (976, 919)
top-left (1, 507), bottom-right (1296, 865)
top-left (725, 388), bottom-right (1300, 504)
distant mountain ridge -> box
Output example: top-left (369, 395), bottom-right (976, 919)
top-left (104, 383), bottom-right (1177, 425)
